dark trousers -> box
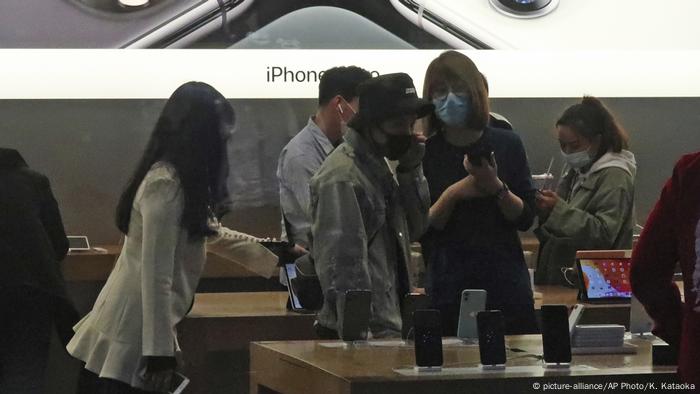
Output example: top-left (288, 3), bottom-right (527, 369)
top-left (0, 286), bottom-right (53, 394)
top-left (426, 245), bottom-right (540, 336)
top-left (78, 368), bottom-right (157, 394)
top-left (435, 302), bottom-right (539, 337)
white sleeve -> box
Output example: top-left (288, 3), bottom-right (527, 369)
top-left (206, 227), bottom-right (279, 279)
top-left (139, 175), bottom-right (182, 357)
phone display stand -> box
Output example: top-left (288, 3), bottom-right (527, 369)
top-left (543, 362), bottom-right (571, 369)
top-left (341, 340), bottom-right (369, 348)
top-left (480, 364), bottom-right (506, 370)
top-left (414, 366), bottom-right (443, 372)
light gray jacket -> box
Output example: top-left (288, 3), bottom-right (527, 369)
top-left (310, 129), bottom-right (430, 338)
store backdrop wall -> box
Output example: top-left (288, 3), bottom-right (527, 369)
top-left (1, 97), bottom-right (698, 244)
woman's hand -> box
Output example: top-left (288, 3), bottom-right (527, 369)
top-left (464, 152), bottom-right (502, 195)
top-left (536, 189), bottom-right (560, 221)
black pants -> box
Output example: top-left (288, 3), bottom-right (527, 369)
top-left (435, 302), bottom-right (540, 336)
top-left (78, 368), bottom-right (158, 394)
top-left (0, 286), bottom-right (53, 394)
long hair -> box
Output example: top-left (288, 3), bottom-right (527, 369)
top-left (422, 50), bottom-right (490, 134)
top-left (556, 96), bottom-right (629, 159)
top-left (116, 81), bottom-right (234, 240)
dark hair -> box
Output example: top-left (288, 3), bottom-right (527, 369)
top-left (556, 96), bottom-right (629, 158)
top-left (423, 51), bottom-right (490, 132)
top-left (116, 81), bottom-right (234, 240)
top-left (318, 66), bottom-right (372, 106)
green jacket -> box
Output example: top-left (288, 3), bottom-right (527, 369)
top-left (309, 128), bottom-right (430, 338)
top-left (535, 150), bottom-right (636, 285)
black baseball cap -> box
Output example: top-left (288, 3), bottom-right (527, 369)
top-left (348, 72), bottom-right (434, 129)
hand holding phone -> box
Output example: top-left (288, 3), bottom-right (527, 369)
top-left (464, 141), bottom-right (495, 167)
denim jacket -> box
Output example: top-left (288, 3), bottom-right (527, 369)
top-left (309, 128), bottom-right (430, 338)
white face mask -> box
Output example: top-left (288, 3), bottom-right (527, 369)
top-left (561, 149), bottom-right (592, 169)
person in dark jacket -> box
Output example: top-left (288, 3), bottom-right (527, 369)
top-left (420, 51), bottom-right (538, 335)
top-left (0, 147), bottom-right (79, 394)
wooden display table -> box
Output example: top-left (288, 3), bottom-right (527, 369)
top-left (250, 336), bottom-right (677, 394)
top-left (178, 292), bottom-right (316, 394)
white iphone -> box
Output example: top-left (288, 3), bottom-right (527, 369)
top-left (457, 289), bottom-right (487, 341)
top-left (390, 0), bottom-right (700, 49)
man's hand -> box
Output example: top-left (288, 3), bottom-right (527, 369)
top-left (397, 134), bottom-right (427, 172)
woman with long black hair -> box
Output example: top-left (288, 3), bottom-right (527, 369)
top-left (68, 81), bottom-right (278, 393)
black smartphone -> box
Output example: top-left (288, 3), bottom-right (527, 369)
top-left (477, 310), bottom-right (507, 366)
top-left (541, 305), bottom-right (572, 364)
top-left (259, 240), bottom-right (295, 264)
top-left (283, 263), bottom-right (312, 313)
top-left (464, 141), bottom-right (494, 167)
top-left (340, 290), bottom-right (372, 342)
top-left (168, 372), bottom-right (190, 394)
top-left (413, 309), bottom-right (443, 367)
top-left (401, 293), bottom-right (431, 340)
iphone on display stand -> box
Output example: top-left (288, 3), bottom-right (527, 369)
top-left (540, 305), bottom-right (572, 369)
top-left (413, 309), bottom-right (443, 371)
top-left (402, 293), bottom-right (432, 341)
top-left (339, 290), bottom-right (372, 343)
top-left (477, 310), bottom-right (506, 370)
top-left (456, 289), bottom-right (487, 343)
top-left (390, 0), bottom-right (700, 49)
top-left (0, 0), bottom-right (254, 48)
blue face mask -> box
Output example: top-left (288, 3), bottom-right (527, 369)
top-left (433, 92), bottom-right (471, 128)
top-left (561, 149), bottom-right (592, 169)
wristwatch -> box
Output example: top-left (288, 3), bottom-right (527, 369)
top-left (495, 181), bottom-right (510, 201)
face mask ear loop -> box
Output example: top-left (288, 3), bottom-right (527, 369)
top-left (561, 267), bottom-right (577, 287)
top-left (417, 0), bottom-right (428, 29)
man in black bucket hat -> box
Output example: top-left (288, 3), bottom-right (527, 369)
top-left (309, 73), bottom-right (434, 339)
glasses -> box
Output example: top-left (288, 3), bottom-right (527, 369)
top-left (431, 83), bottom-right (469, 101)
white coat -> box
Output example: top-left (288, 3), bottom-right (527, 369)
top-left (67, 162), bottom-right (277, 389)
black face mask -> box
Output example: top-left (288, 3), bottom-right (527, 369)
top-left (372, 126), bottom-right (412, 160)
